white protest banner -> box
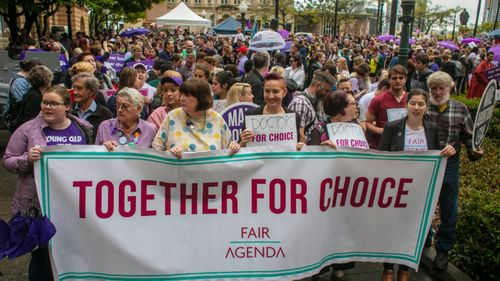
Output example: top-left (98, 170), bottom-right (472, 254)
top-left (387, 108), bottom-right (407, 122)
top-left (245, 113), bottom-right (297, 147)
top-left (326, 122), bottom-right (369, 149)
top-left (35, 146), bottom-right (447, 280)
top-left (473, 79), bottom-right (497, 150)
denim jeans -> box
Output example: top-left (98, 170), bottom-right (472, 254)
top-left (433, 155), bottom-right (460, 252)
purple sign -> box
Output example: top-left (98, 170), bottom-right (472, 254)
top-left (485, 65), bottom-right (500, 83)
top-left (107, 53), bottom-right (126, 73)
top-left (125, 59), bottom-right (155, 71)
top-left (221, 102), bottom-right (258, 142)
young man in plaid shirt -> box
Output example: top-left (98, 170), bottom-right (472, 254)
top-left (426, 71), bottom-right (484, 270)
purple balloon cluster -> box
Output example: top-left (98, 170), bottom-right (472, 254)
top-left (0, 212), bottom-right (56, 260)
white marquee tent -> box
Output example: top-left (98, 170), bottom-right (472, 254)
top-left (156, 2), bottom-right (211, 27)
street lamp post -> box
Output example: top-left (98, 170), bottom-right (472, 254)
top-left (398, 0), bottom-right (415, 68)
top-left (65, 0), bottom-right (72, 39)
top-left (473, 0), bottom-right (482, 36)
top-left (239, 1), bottom-right (248, 31)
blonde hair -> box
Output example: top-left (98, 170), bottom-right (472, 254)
top-left (270, 66), bottom-right (285, 76)
top-left (226, 83), bottom-right (251, 107)
top-left (427, 71), bottom-right (455, 88)
top-left (162, 70), bottom-right (182, 79)
top-left (70, 61), bottom-right (94, 76)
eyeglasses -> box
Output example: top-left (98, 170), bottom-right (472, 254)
top-left (41, 100), bottom-right (66, 108)
top-left (116, 103), bottom-right (132, 111)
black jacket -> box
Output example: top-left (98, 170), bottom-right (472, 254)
top-left (379, 117), bottom-right (440, 152)
top-left (243, 69), bottom-right (264, 106)
top-left (71, 102), bottom-right (113, 143)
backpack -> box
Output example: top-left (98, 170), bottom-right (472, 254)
top-left (4, 77), bottom-right (30, 133)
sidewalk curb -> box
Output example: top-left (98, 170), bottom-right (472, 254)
top-left (420, 247), bottom-right (474, 281)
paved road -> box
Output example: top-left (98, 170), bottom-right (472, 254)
top-left (0, 130), bottom-right (436, 281)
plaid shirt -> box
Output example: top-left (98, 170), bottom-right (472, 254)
top-left (288, 90), bottom-right (317, 136)
top-left (427, 99), bottom-right (474, 154)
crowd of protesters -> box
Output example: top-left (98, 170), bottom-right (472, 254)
top-left (2, 27), bottom-right (495, 281)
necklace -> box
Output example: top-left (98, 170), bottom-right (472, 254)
top-left (186, 111), bottom-right (207, 131)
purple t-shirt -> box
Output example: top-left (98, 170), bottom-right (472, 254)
top-left (43, 122), bottom-right (87, 146)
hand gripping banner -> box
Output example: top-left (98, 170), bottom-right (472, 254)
top-left (34, 146), bottom-right (447, 280)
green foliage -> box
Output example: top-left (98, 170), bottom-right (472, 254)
top-left (447, 96), bottom-right (499, 280)
top-left (451, 138), bottom-right (500, 281)
top-left (452, 95), bottom-right (500, 140)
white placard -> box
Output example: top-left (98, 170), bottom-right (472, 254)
top-left (326, 122), bottom-right (369, 149)
top-left (245, 113), bottom-right (297, 147)
top-left (387, 108), bottom-right (407, 122)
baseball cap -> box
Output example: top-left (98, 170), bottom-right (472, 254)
top-left (161, 76), bottom-right (183, 87)
top-left (238, 46), bottom-right (248, 54)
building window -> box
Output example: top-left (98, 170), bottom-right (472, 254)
top-left (221, 0), bottom-right (228, 4)
top-left (168, 0), bottom-right (174, 2)
top-left (182, 0), bottom-right (188, 3)
top-left (234, 0), bottom-right (240, 4)
top-left (195, 0), bottom-right (201, 3)
top-left (207, 0), bottom-right (211, 3)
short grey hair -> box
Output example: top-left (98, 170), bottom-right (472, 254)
top-left (116, 87), bottom-right (144, 112)
top-left (28, 65), bottom-right (53, 89)
top-left (427, 71), bottom-right (455, 88)
top-left (72, 72), bottom-right (100, 94)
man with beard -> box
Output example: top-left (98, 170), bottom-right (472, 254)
top-left (426, 71), bottom-right (483, 270)
top-left (288, 71), bottom-right (335, 143)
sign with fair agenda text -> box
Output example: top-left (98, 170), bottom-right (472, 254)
top-left (473, 79), bottom-right (497, 150)
top-left (326, 122), bottom-right (369, 149)
top-left (387, 108), bottom-right (407, 122)
top-left (34, 146), bottom-right (448, 280)
top-left (245, 113), bottom-right (297, 147)
top-left (221, 102), bottom-right (258, 142)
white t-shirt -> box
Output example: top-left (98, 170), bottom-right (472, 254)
top-left (404, 125), bottom-right (428, 151)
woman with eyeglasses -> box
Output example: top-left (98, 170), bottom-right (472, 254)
top-left (3, 85), bottom-right (93, 281)
top-left (285, 55), bottom-right (305, 89)
top-left (96, 87), bottom-right (156, 150)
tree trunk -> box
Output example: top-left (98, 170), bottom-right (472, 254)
top-left (6, 1), bottom-right (20, 44)
top-left (23, 11), bottom-right (37, 42)
top-left (35, 14), bottom-right (42, 40)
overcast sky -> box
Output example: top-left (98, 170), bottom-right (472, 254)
top-left (425, 0), bottom-right (482, 23)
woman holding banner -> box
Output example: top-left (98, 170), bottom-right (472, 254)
top-left (308, 90), bottom-right (359, 281)
top-left (378, 88), bottom-right (456, 281)
top-left (152, 79), bottom-right (240, 159)
top-left (96, 87), bottom-right (156, 150)
top-left (3, 85), bottom-right (93, 280)
top-left (309, 90), bottom-right (362, 149)
top-left (239, 73), bottom-right (304, 151)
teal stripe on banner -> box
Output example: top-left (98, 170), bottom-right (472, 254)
top-left (59, 251), bottom-right (416, 280)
